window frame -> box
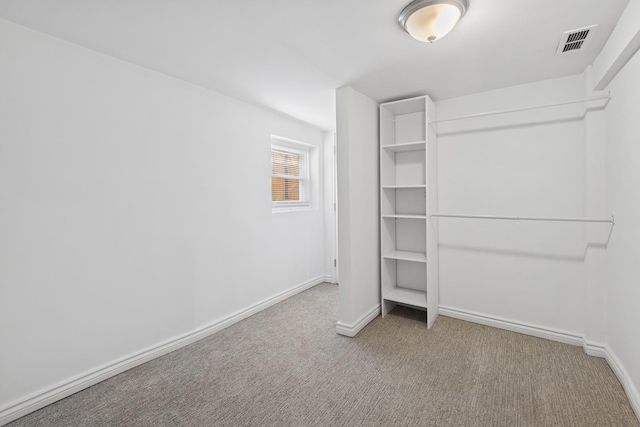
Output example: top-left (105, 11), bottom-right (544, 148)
top-left (271, 137), bottom-right (310, 209)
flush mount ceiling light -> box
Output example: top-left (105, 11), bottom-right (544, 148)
top-left (399, 0), bottom-right (468, 43)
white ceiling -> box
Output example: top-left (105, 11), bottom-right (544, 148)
top-left (0, 0), bottom-right (630, 131)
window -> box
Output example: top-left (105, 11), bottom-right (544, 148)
top-left (271, 138), bottom-right (309, 208)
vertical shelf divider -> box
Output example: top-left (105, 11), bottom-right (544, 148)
top-left (425, 96), bottom-right (439, 328)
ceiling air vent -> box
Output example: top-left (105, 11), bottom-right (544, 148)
top-left (555, 25), bottom-right (598, 55)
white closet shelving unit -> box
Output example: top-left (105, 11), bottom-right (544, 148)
top-left (380, 95), bottom-right (439, 328)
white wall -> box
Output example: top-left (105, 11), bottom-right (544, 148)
top-left (582, 65), bottom-right (609, 348)
top-left (322, 131), bottom-right (337, 283)
top-left (592, 0), bottom-right (640, 90)
top-left (601, 43), bottom-right (640, 417)
top-left (584, 0), bottom-right (640, 416)
top-left (436, 75), bottom-right (589, 336)
top-left (335, 86), bottom-right (380, 336)
top-left (0, 19), bottom-right (328, 418)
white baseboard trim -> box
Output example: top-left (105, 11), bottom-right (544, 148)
top-left (583, 339), bottom-right (608, 358)
top-left (438, 305), bottom-right (584, 347)
top-left (335, 304), bottom-right (381, 337)
top-left (603, 346), bottom-right (640, 422)
top-left (0, 275), bottom-right (330, 426)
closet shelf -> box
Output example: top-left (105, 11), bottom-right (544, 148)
top-left (382, 214), bottom-right (427, 220)
top-left (380, 94), bottom-right (437, 328)
top-left (384, 251), bottom-right (426, 263)
top-left (382, 185), bottom-right (426, 189)
top-left (430, 92), bottom-right (611, 124)
top-left (382, 141), bottom-right (426, 152)
top-left (384, 288), bottom-right (427, 309)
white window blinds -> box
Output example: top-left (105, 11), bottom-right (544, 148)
top-left (271, 142), bottom-right (309, 207)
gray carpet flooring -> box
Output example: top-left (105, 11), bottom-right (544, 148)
top-left (9, 283), bottom-right (639, 426)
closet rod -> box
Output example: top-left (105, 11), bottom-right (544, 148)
top-left (430, 213), bottom-right (615, 224)
top-left (430, 92), bottom-right (611, 124)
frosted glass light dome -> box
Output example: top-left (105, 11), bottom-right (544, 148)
top-left (399, 0), bottom-right (468, 43)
